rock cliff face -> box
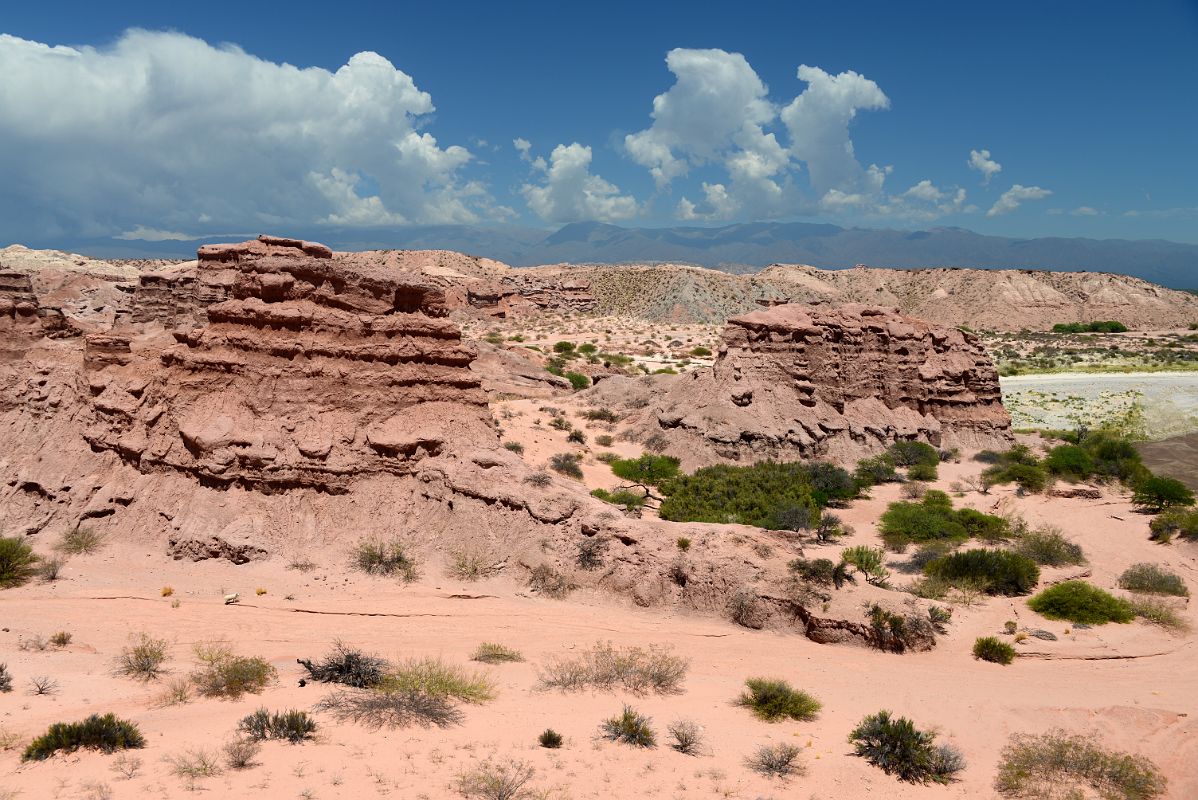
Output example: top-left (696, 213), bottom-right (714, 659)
top-left (87, 236), bottom-right (494, 494)
top-left (645, 303), bottom-right (1012, 466)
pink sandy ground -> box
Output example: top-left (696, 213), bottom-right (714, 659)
top-left (2, 451), bottom-right (1196, 800)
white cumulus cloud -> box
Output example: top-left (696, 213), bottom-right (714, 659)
top-left (968, 149), bottom-right (1002, 185)
top-left (0, 29), bottom-right (498, 240)
top-left (521, 143), bottom-right (638, 223)
top-left (781, 65), bottom-right (890, 198)
top-left (987, 184), bottom-right (1053, 217)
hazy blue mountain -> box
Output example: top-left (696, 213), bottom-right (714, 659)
top-left (26, 221), bottom-right (1198, 288)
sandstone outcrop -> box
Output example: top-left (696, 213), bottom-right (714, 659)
top-left (639, 303), bottom-right (1012, 466)
top-left (87, 235), bottom-right (493, 494)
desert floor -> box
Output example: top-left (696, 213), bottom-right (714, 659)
top-left (3, 449), bottom-right (1196, 800)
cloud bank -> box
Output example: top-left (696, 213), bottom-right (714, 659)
top-left (0, 29), bottom-right (506, 239)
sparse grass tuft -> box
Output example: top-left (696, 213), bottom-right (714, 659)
top-left (538, 729), bottom-right (563, 749)
top-left (380, 657), bottom-right (495, 704)
top-left (50, 631), bottom-right (72, 648)
top-left (747, 743), bottom-right (804, 778)
top-left (314, 686), bottom-right (462, 729)
top-left (457, 760), bottom-right (538, 800)
top-left (167, 748), bottom-right (223, 779)
top-left (995, 730), bottom-right (1165, 799)
top-left (1118, 563), bottom-right (1188, 597)
top-left (191, 640), bottom-right (276, 698)
top-left (115, 633), bottom-right (169, 681)
top-left (22, 714), bottom-right (145, 761)
top-left (527, 563), bottom-right (575, 598)
top-left (154, 678), bottom-right (192, 707)
top-left (223, 737), bottom-right (260, 770)
top-left (667, 719), bottom-right (705, 755)
top-left (237, 708), bottom-right (317, 743)
top-left (57, 526), bottom-right (105, 555)
top-left (1013, 527), bottom-right (1086, 566)
top-left (472, 643), bottom-right (524, 664)
top-left (538, 641), bottom-right (688, 695)
top-left (1128, 596), bottom-right (1190, 631)
top-left (599, 705), bottom-right (656, 747)
top-left (352, 536), bottom-right (418, 581)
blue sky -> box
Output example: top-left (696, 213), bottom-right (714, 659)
top-left (1, 0), bottom-right (1196, 244)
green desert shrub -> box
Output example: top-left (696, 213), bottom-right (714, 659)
top-left (115, 633), bottom-right (170, 681)
top-left (0, 536), bottom-right (39, 588)
top-left (594, 434), bottom-right (614, 447)
top-left (538, 641), bottom-right (687, 695)
top-left (887, 441), bottom-right (940, 468)
top-left (552, 341), bottom-right (576, 354)
top-left (878, 491), bottom-right (969, 550)
top-left (973, 636), bottom-right (1016, 665)
top-left (590, 488), bottom-right (646, 510)
top-left (22, 714), bottom-right (145, 761)
top-left (981, 445), bottom-right (1050, 493)
top-left (538, 728), bottom-right (563, 748)
top-left (865, 604), bottom-right (938, 653)
top-left (735, 678), bottom-right (821, 722)
top-left (1043, 444), bottom-right (1095, 480)
top-left (848, 710), bottom-right (964, 784)
top-left (1013, 527), bottom-right (1086, 566)
top-left (566, 429), bottom-right (586, 444)
top-left (237, 708), bottom-right (316, 743)
top-left (994, 730), bottom-right (1165, 799)
top-left (564, 372), bottom-right (590, 390)
top-left (599, 705), bottom-right (655, 747)
top-left (609, 454), bottom-right (681, 486)
top-left (907, 462), bottom-right (938, 481)
top-left (352, 536), bottom-right (418, 581)
top-left (1132, 476), bottom-right (1195, 513)
top-left (1118, 563), bottom-right (1188, 597)
top-left (1051, 320), bottom-right (1128, 333)
top-left (191, 641), bottom-right (277, 699)
top-left (788, 557), bottom-right (853, 590)
top-left (1028, 581), bottom-right (1134, 625)
top-left (746, 742), bottom-right (805, 778)
top-left (925, 549), bottom-right (1040, 596)
top-left (658, 460), bottom-right (854, 527)
top-left (855, 454), bottom-right (899, 486)
top-left (472, 643), bottom-right (524, 664)
top-left (0, 663), bottom-right (12, 693)
top-left (840, 546), bottom-right (890, 586)
top-left (503, 441), bottom-right (524, 455)
top-left (298, 641), bottom-right (388, 688)
top-left (582, 407), bottom-right (618, 422)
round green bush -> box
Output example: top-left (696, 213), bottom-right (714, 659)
top-left (924, 549), bottom-right (1040, 595)
top-left (1132, 476), bottom-right (1195, 513)
top-left (972, 636), bottom-right (1016, 665)
top-left (736, 678), bottom-right (821, 722)
top-left (1027, 581), bottom-right (1134, 625)
top-left (0, 536), bottom-right (39, 589)
top-left (1043, 445), bottom-right (1095, 479)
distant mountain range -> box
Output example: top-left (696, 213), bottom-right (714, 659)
top-left (25, 221), bottom-right (1198, 289)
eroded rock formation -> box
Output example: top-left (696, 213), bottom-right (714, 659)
top-left (87, 236), bottom-right (494, 494)
top-left (642, 303), bottom-right (1012, 465)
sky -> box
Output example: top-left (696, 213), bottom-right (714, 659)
top-left (1, 0), bottom-right (1196, 245)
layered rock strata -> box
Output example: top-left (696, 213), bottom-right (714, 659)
top-left (646, 303), bottom-right (1012, 465)
top-left (86, 236), bottom-right (493, 494)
